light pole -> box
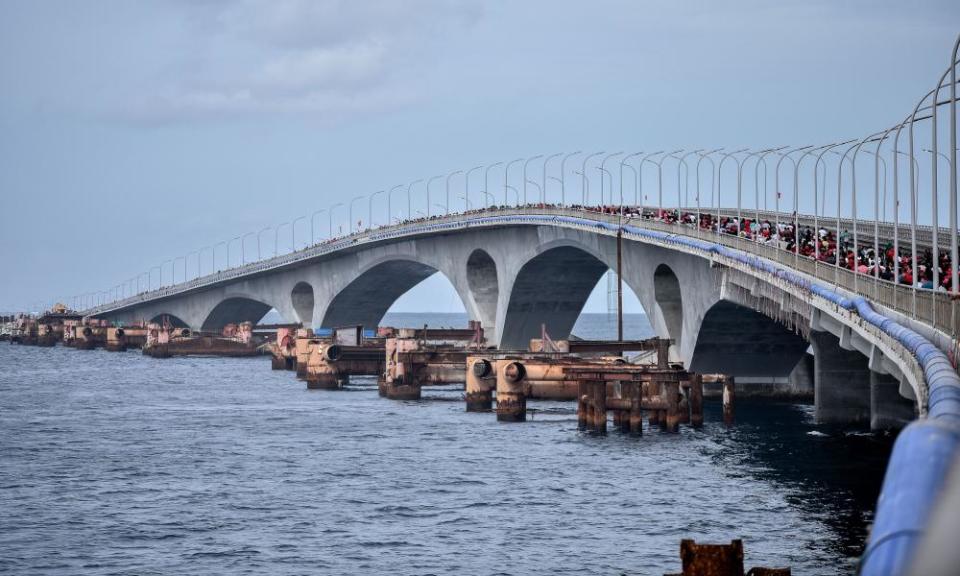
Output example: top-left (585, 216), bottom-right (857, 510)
top-left (150, 265), bottom-right (161, 290)
top-left (522, 155), bottom-right (543, 205)
top-left (812, 141), bottom-right (854, 262)
top-left (369, 190), bottom-right (384, 227)
top-left (459, 195), bottom-right (472, 210)
top-left (199, 246), bottom-right (211, 276)
top-left (257, 226), bottom-right (270, 259)
top-left (174, 255), bottom-right (187, 283)
top-left (187, 250), bottom-right (199, 280)
top-left (274, 223), bottom-right (289, 256)
top-left (214, 240), bottom-right (227, 271)
top-left (463, 167), bottom-right (482, 211)
top-left (484, 163), bottom-right (502, 209)
top-left (503, 158), bottom-right (524, 206)
top-left (677, 149), bottom-right (703, 208)
top-left (291, 216), bottom-right (306, 251)
top-left (406, 179), bottom-right (423, 221)
top-left (717, 149), bottom-right (748, 237)
top-left (599, 151), bottom-right (624, 205)
top-left (580, 151), bottom-right (606, 205)
top-left (310, 209), bottom-right (326, 244)
top-left (505, 185), bottom-right (520, 205)
top-left (559, 151), bottom-right (582, 207)
top-left (542, 152), bottom-right (563, 205)
top-left (754, 147), bottom-right (785, 221)
top-left (240, 232), bottom-right (254, 265)
top-left (388, 184), bottom-right (403, 223)
top-left (349, 196), bottom-right (364, 232)
top-left (227, 237), bottom-right (240, 269)
top-left (639, 151), bottom-right (665, 215)
top-left (526, 179), bottom-right (543, 202)
top-left (863, 150), bottom-right (888, 221)
top-left (329, 203), bottom-right (344, 238)
top-left (655, 149), bottom-right (682, 213)
top-left (445, 170), bottom-right (462, 215)
top-left (426, 175), bottom-right (443, 217)
top-left (619, 152), bottom-right (643, 208)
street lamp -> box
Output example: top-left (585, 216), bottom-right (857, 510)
top-left (526, 179), bottom-right (543, 202)
top-left (369, 190), bottom-right (384, 227)
top-left (291, 216), bottom-right (306, 250)
top-left (560, 151), bottom-right (582, 207)
top-left (716, 149), bottom-right (748, 237)
top-left (676, 149), bottom-right (704, 208)
top-left (446, 170), bottom-right (462, 215)
top-left (542, 152), bottom-right (563, 205)
top-left (388, 184), bottom-right (404, 223)
top-left (310, 209), bottom-right (326, 244)
top-left (503, 158), bottom-right (524, 206)
top-left (257, 226), bottom-right (271, 260)
top-left (274, 223), bottom-right (289, 256)
top-left (580, 151), bottom-right (606, 205)
top-left (463, 167), bottom-right (482, 211)
top-left (619, 152), bottom-right (643, 208)
top-left (639, 151), bottom-right (665, 215)
top-left (240, 232), bottom-right (254, 265)
top-left (522, 155), bottom-right (543, 205)
top-left (349, 195), bottom-right (365, 233)
top-left (329, 203), bottom-right (344, 238)
top-left (406, 179), bottom-right (423, 221)
top-left (425, 176), bottom-right (443, 217)
top-left (226, 237), bottom-right (240, 269)
top-left (599, 151), bottom-right (624, 205)
top-left (484, 163), bottom-right (503, 209)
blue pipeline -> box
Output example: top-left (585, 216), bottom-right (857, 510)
top-left (375, 212), bottom-right (960, 574)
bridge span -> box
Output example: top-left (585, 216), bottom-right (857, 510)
top-left (83, 206), bottom-right (957, 429)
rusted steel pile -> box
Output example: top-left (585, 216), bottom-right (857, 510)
top-left (142, 321), bottom-right (258, 358)
top-left (379, 322), bottom-right (486, 400)
top-left (664, 539), bottom-right (790, 575)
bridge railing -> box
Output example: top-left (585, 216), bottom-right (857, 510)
top-left (84, 205), bottom-right (959, 342)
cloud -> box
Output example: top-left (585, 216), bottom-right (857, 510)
top-left (138, 0), bottom-right (482, 122)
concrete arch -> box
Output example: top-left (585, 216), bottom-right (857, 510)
top-left (653, 263), bottom-right (683, 348)
top-left (149, 312), bottom-right (189, 328)
top-left (291, 281), bottom-right (314, 325)
top-left (688, 299), bottom-right (809, 377)
top-left (201, 297), bottom-right (273, 332)
top-left (499, 245), bottom-right (609, 350)
top-left (320, 259), bottom-right (457, 330)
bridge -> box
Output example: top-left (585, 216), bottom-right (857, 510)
top-left (68, 36), bottom-right (960, 576)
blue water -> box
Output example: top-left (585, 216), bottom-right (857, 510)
top-left (0, 313), bottom-right (891, 575)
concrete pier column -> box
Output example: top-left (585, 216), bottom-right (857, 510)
top-left (662, 379), bottom-right (680, 433)
top-left (689, 374), bottom-right (704, 428)
top-left (787, 352), bottom-right (815, 399)
top-left (647, 380), bottom-right (661, 427)
top-left (465, 357), bottom-right (494, 412)
top-left (870, 372), bottom-right (916, 431)
top-left (495, 361), bottom-right (526, 422)
top-left (307, 371), bottom-right (347, 390)
top-left (810, 331), bottom-right (871, 425)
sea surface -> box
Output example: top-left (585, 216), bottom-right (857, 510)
top-left (0, 313), bottom-right (893, 575)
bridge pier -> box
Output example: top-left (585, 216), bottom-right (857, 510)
top-left (870, 371), bottom-right (916, 431)
top-left (810, 331), bottom-right (871, 426)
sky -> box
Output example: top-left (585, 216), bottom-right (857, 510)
top-left (1, 0), bottom-right (957, 314)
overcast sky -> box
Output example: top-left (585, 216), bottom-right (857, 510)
top-left (1, 0), bottom-right (957, 314)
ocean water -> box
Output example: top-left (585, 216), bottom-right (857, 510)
top-left (0, 313), bottom-right (892, 575)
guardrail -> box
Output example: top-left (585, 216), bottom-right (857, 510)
top-left (84, 205), bottom-right (958, 339)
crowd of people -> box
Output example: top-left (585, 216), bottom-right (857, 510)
top-left (604, 205), bottom-right (955, 293)
top-left (326, 201), bottom-right (958, 294)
